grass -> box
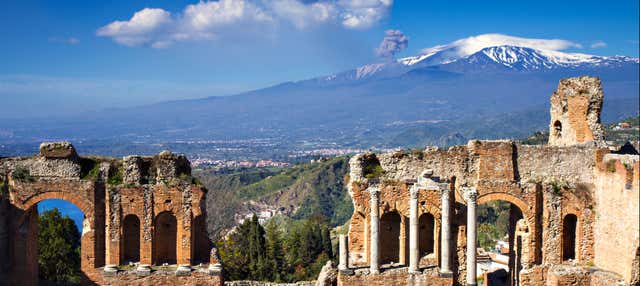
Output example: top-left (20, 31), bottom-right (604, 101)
top-left (108, 167), bottom-right (123, 185)
top-left (80, 158), bottom-right (101, 180)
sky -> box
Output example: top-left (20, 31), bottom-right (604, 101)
top-left (0, 0), bottom-right (638, 117)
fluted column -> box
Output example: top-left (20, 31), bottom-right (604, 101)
top-left (339, 234), bottom-right (348, 271)
top-left (369, 187), bottom-right (380, 274)
top-left (440, 184), bottom-right (453, 276)
top-left (408, 184), bottom-right (420, 273)
top-left (463, 187), bottom-right (478, 286)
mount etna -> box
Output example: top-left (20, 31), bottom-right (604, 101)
top-left (1, 34), bottom-right (638, 157)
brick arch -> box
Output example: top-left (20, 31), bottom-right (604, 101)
top-left (16, 191), bottom-right (94, 228)
top-left (21, 191), bottom-right (92, 216)
top-left (477, 192), bottom-right (533, 223)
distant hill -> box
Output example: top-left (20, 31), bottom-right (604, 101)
top-left (1, 34), bottom-right (637, 159)
top-left (195, 157), bottom-right (351, 240)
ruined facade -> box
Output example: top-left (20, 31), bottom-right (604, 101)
top-left (339, 76), bottom-right (639, 286)
top-left (0, 143), bottom-right (222, 286)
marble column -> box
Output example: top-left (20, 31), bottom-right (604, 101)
top-left (408, 184), bottom-right (420, 273)
top-left (463, 187), bottom-right (478, 286)
top-left (339, 234), bottom-right (348, 271)
top-left (439, 184), bottom-right (453, 276)
top-left (369, 187), bottom-right (380, 274)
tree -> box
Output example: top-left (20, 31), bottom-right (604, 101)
top-left (264, 221), bottom-right (283, 282)
top-left (38, 208), bottom-right (81, 284)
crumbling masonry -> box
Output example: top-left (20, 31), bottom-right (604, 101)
top-left (0, 144), bottom-right (222, 286)
top-left (338, 76), bottom-right (639, 286)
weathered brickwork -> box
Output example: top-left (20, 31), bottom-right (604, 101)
top-left (0, 143), bottom-right (219, 286)
top-left (341, 76), bottom-right (639, 286)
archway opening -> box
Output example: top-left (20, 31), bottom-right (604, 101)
top-left (36, 199), bottom-right (84, 285)
top-left (562, 214), bottom-right (577, 261)
top-left (122, 214), bottom-right (140, 264)
top-left (379, 211), bottom-right (401, 265)
top-left (477, 200), bottom-right (524, 286)
top-left (418, 213), bottom-right (435, 256)
top-left (154, 211), bottom-right (177, 265)
top-left (553, 120), bottom-right (562, 138)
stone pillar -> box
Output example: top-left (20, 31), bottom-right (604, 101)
top-left (339, 234), bottom-right (348, 270)
top-left (463, 187), bottom-right (478, 286)
top-left (408, 184), bottom-right (420, 273)
top-left (369, 187), bottom-right (380, 274)
top-left (440, 184), bottom-right (453, 276)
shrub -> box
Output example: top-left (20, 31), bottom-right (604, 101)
top-left (12, 166), bottom-right (34, 182)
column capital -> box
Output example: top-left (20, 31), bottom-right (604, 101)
top-left (438, 183), bottom-right (451, 195)
top-left (462, 187), bottom-right (478, 203)
top-left (409, 184), bottom-right (419, 199)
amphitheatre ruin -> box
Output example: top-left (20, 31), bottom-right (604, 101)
top-left (0, 76), bottom-right (638, 286)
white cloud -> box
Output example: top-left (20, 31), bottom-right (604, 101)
top-left (97, 8), bottom-right (172, 46)
top-left (270, 0), bottom-right (335, 29)
top-left (590, 41), bottom-right (607, 49)
top-left (418, 34), bottom-right (583, 62)
top-left (339, 0), bottom-right (393, 29)
top-left (98, 0), bottom-right (393, 47)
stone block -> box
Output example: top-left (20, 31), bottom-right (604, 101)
top-left (39, 142), bottom-right (78, 160)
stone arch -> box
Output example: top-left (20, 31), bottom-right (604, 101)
top-left (477, 192), bottom-right (534, 225)
top-left (19, 191), bottom-right (93, 225)
top-left (380, 211), bottom-right (401, 264)
top-left (122, 214), bottom-right (140, 263)
top-left (11, 193), bottom-right (96, 286)
top-left (419, 212), bottom-right (435, 256)
top-left (154, 211), bottom-right (177, 265)
top-left (562, 213), bottom-right (578, 261)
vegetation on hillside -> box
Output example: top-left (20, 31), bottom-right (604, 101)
top-left (196, 157), bottom-right (352, 241)
top-left (217, 215), bottom-right (333, 282)
top-left (38, 208), bottom-right (81, 285)
top-left (477, 201), bottom-right (511, 250)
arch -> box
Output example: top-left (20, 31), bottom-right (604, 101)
top-left (477, 192), bottom-right (533, 223)
top-left (562, 214), bottom-right (578, 261)
top-left (419, 212), bottom-right (435, 256)
top-left (154, 211), bottom-right (177, 265)
top-left (380, 211), bottom-right (401, 264)
top-left (18, 191), bottom-right (93, 226)
top-left (122, 214), bottom-right (140, 263)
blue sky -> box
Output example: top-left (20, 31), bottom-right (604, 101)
top-left (38, 199), bottom-right (84, 232)
top-left (0, 0), bottom-right (638, 116)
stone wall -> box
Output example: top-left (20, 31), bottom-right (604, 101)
top-left (342, 76), bottom-right (639, 286)
top-left (102, 269), bottom-right (222, 286)
top-left (0, 142), bottom-right (211, 286)
top-left (593, 154), bottom-right (639, 284)
top-left (337, 268), bottom-right (453, 286)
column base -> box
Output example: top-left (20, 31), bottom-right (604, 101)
top-left (439, 270), bottom-right (453, 278)
top-left (339, 269), bottom-right (355, 276)
top-left (136, 264), bottom-right (151, 277)
top-left (103, 264), bottom-right (118, 277)
top-left (369, 268), bottom-right (380, 275)
top-left (176, 264), bottom-right (192, 276)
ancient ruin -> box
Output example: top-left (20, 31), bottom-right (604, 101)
top-left (0, 76), bottom-right (638, 286)
top-left (338, 76), bottom-right (639, 286)
top-left (0, 143), bottom-right (221, 285)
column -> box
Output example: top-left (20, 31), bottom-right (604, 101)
top-left (408, 184), bottom-right (420, 273)
top-left (463, 187), bottom-right (478, 286)
top-left (440, 184), bottom-right (453, 276)
top-left (339, 234), bottom-right (348, 271)
top-left (369, 187), bottom-right (380, 274)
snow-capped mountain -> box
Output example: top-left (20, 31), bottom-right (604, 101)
top-left (325, 34), bottom-right (639, 81)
